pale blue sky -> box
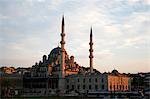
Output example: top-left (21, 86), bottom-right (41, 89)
top-left (0, 0), bottom-right (150, 73)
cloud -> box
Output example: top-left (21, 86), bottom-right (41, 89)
top-left (127, 0), bottom-right (150, 5)
top-left (0, 0), bottom-right (149, 73)
top-left (95, 49), bottom-right (114, 59)
top-left (48, 0), bottom-right (63, 11)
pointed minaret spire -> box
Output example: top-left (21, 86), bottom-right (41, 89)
top-left (61, 15), bottom-right (65, 33)
top-left (60, 15), bottom-right (65, 78)
top-left (89, 27), bottom-right (94, 73)
top-left (90, 27), bottom-right (93, 41)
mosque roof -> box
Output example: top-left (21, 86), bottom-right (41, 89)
top-left (48, 46), bottom-right (68, 64)
top-left (50, 46), bottom-right (61, 55)
top-left (49, 46), bottom-right (68, 56)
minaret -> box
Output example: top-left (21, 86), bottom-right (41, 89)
top-left (60, 15), bottom-right (65, 78)
top-left (59, 15), bottom-right (66, 94)
top-left (89, 27), bottom-right (94, 73)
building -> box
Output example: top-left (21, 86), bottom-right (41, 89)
top-left (130, 73), bottom-right (145, 91)
top-left (144, 73), bottom-right (150, 90)
top-left (65, 70), bottom-right (130, 94)
top-left (23, 16), bottom-right (84, 96)
top-left (0, 66), bottom-right (31, 97)
top-left (107, 70), bottom-right (130, 92)
top-left (0, 67), bottom-right (16, 74)
top-left (22, 16), bottom-right (131, 96)
top-left (0, 72), bottom-right (23, 97)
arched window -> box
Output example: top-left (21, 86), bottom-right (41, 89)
top-left (89, 85), bottom-right (91, 90)
top-left (102, 78), bottom-right (104, 82)
top-left (77, 78), bottom-right (80, 82)
top-left (72, 85), bottom-right (74, 89)
top-left (117, 85), bottom-right (118, 90)
top-left (67, 85), bottom-right (69, 89)
top-left (126, 85), bottom-right (128, 89)
top-left (83, 85), bottom-right (85, 89)
top-left (102, 85), bottom-right (104, 90)
top-left (77, 85), bottom-right (80, 89)
top-left (110, 85), bottom-right (112, 90)
top-left (83, 78), bottom-right (85, 83)
top-left (89, 78), bottom-right (91, 83)
top-left (95, 85), bottom-right (98, 90)
top-left (113, 85), bottom-right (115, 90)
top-left (95, 78), bottom-right (97, 83)
top-left (120, 85), bottom-right (121, 90)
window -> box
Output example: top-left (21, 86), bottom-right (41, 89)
top-left (126, 85), bottom-right (128, 89)
top-left (52, 84), bottom-right (54, 89)
top-left (117, 85), bottom-right (118, 89)
top-left (83, 85), bottom-right (85, 89)
top-left (102, 78), bottom-right (104, 82)
top-left (67, 85), bottom-right (69, 89)
top-left (77, 78), bottom-right (80, 82)
top-left (72, 85), bottom-right (74, 89)
top-left (102, 85), bottom-right (104, 90)
top-left (77, 85), bottom-right (80, 89)
top-left (110, 85), bottom-right (112, 90)
top-left (55, 80), bottom-right (58, 88)
top-left (89, 85), bottom-right (91, 90)
top-left (114, 85), bottom-right (115, 90)
top-left (95, 85), bottom-right (98, 90)
top-left (95, 78), bottom-right (97, 83)
top-left (83, 78), bottom-right (85, 83)
top-left (89, 78), bottom-right (91, 83)
top-left (120, 85), bottom-right (121, 90)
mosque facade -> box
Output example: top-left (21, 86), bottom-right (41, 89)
top-left (23, 16), bottom-right (131, 96)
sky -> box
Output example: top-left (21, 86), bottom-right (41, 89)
top-left (0, 0), bottom-right (150, 73)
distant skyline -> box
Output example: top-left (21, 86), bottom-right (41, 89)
top-left (0, 0), bottom-right (150, 73)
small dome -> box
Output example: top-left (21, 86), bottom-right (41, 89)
top-left (43, 55), bottom-right (47, 58)
top-left (70, 56), bottom-right (74, 58)
top-left (48, 46), bottom-right (69, 65)
top-left (112, 69), bottom-right (119, 74)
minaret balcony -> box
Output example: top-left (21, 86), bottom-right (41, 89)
top-left (89, 42), bottom-right (93, 45)
top-left (89, 49), bottom-right (93, 52)
top-left (61, 33), bottom-right (65, 36)
top-left (60, 41), bottom-right (65, 44)
top-left (89, 55), bottom-right (94, 58)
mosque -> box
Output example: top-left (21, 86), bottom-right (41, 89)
top-left (23, 16), bottom-right (131, 96)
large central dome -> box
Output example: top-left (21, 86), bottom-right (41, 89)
top-left (50, 46), bottom-right (61, 55)
top-left (48, 46), bottom-right (68, 65)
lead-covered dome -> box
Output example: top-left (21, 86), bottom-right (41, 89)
top-left (50, 46), bottom-right (61, 55)
top-left (48, 46), bottom-right (61, 64)
top-left (48, 46), bottom-right (68, 65)
top-left (112, 69), bottom-right (119, 75)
